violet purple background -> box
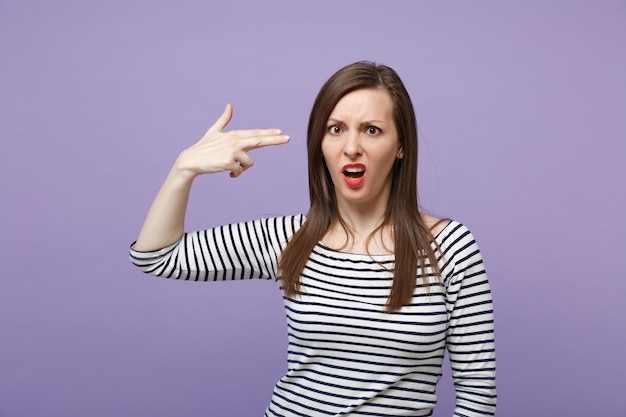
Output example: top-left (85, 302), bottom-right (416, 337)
top-left (1, 1), bottom-right (625, 416)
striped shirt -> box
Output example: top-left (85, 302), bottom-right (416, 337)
top-left (129, 215), bottom-right (496, 416)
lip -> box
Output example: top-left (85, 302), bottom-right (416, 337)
top-left (342, 163), bottom-right (366, 187)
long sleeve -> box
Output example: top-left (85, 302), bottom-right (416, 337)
top-left (440, 223), bottom-right (497, 416)
top-left (129, 214), bottom-right (305, 282)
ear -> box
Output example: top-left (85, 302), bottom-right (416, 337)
top-left (397, 148), bottom-right (404, 159)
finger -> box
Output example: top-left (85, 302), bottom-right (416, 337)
top-left (225, 161), bottom-right (244, 178)
top-left (228, 150), bottom-right (257, 178)
top-left (208, 103), bottom-right (233, 133)
top-left (235, 152), bottom-right (254, 170)
top-left (240, 134), bottom-right (290, 151)
top-left (231, 128), bottom-right (283, 140)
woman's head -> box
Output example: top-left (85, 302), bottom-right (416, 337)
top-left (281, 62), bottom-right (441, 311)
top-left (307, 61), bottom-right (419, 219)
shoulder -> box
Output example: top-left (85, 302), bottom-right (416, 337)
top-left (230, 214), bottom-right (306, 249)
top-left (421, 213), bottom-right (451, 237)
top-left (432, 219), bottom-right (484, 269)
top-left (257, 214), bottom-right (306, 225)
top-left (427, 220), bottom-right (488, 287)
top-left (256, 214), bottom-right (306, 235)
top-left (421, 214), bottom-right (481, 261)
top-left (420, 213), bottom-right (480, 245)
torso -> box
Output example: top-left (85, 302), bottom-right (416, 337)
top-left (269, 242), bottom-right (449, 416)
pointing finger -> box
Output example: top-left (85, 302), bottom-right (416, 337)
top-left (231, 128), bottom-right (283, 139)
top-left (241, 134), bottom-right (290, 151)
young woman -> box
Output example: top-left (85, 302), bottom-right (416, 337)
top-left (130, 62), bottom-right (496, 416)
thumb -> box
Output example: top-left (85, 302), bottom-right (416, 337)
top-left (209, 103), bottom-right (233, 132)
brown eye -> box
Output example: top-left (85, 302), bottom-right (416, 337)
top-left (366, 126), bottom-right (381, 135)
top-left (328, 125), bottom-right (342, 134)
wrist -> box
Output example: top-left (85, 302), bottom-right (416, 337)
top-left (170, 154), bottom-right (198, 185)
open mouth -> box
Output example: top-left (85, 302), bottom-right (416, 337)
top-left (343, 166), bottom-right (364, 178)
top-left (342, 164), bottom-right (366, 187)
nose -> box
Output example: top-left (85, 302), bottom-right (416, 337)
top-left (343, 131), bottom-right (363, 158)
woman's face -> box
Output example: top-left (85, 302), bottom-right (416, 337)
top-left (321, 88), bottom-right (401, 211)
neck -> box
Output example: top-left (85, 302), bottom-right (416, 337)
top-left (334, 180), bottom-right (392, 233)
top-left (335, 204), bottom-right (387, 236)
top-left (325, 193), bottom-right (393, 254)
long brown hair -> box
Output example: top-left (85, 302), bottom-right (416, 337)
top-left (279, 61), bottom-right (442, 312)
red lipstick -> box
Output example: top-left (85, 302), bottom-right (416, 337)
top-left (342, 163), bottom-right (366, 187)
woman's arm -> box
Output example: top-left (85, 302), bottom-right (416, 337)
top-left (442, 224), bottom-right (497, 416)
top-left (130, 215), bottom-right (305, 281)
top-left (132, 103), bottom-right (290, 251)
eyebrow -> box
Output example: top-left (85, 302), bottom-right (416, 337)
top-left (327, 118), bottom-right (386, 126)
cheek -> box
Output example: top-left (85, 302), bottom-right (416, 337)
top-left (375, 144), bottom-right (400, 163)
top-left (320, 137), bottom-right (328, 158)
top-left (320, 139), bottom-right (336, 164)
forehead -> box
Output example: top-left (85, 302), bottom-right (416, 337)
top-left (329, 88), bottom-right (393, 121)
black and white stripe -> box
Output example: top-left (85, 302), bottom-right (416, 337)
top-left (130, 215), bottom-right (496, 416)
